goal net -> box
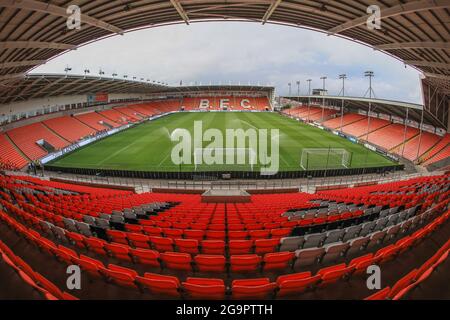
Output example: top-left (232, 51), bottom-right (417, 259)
top-left (194, 147), bottom-right (257, 171)
top-left (300, 148), bottom-right (352, 170)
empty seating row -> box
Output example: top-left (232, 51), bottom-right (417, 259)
top-left (322, 113), bottom-right (366, 129)
top-left (342, 116), bottom-right (390, 138)
top-left (74, 111), bottom-right (120, 131)
top-left (366, 123), bottom-right (419, 151)
top-left (43, 116), bottom-right (96, 143)
top-left (394, 131), bottom-right (441, 161)
top-left (0, 239), bottom-right (77, 300)
top-left (1, 196), bottom-right (447, 299)
top-left (420, 134), bottom-right (449, 164)
top-left (6, 122), bottom-right (70, 160)
top-left (0, 133), bottom-right (28, 169)
top-left (365, 233), bottom-right (450, 300)
top-left (4, 190), bottom-right (445, 276)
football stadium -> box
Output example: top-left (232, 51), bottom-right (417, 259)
top-left (0, 0), bottom-right (449, 307)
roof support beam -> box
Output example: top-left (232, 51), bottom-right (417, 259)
top-left (30, 77), bottom-right (67, 99)
top-left (0, 73), bottom-right (25, 82)
top-left (262, 0), bottom-right (283, 25)
top-left (375, 41), bottom-right (450, 50)
top-left (406, 60), bottom-right (450, 69)
top-left (11, 77), bottom-right (43, 102)
top-left (0, 60), bottom-right (46, 69)
top-left (169, 0), bottom-right (190, 25)
top-left (328, 0), bottom-right (450, 35)
top-left (51, 78), bottom-right (94, 96)
top-left (424, 73), bottom-right (450, 81)
top-left (2, 0), bottom-right (124, 35)
top-left (0, 41), bottom-right (76, 50)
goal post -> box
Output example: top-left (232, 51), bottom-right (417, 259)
top-left (194, 147), bottom-right (257, 171)
top-left (300, 148), bottom-right (352, 170)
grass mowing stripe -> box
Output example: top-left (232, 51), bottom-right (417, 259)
top-left (49, 112), bottom-right (395, 172)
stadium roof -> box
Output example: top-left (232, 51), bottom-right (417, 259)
top-left (0, 0), bottom-right (448, 93)
top-left (0, 73), bottom-right (274, 105)
top-left (286, 95), bottom-right (441, 127)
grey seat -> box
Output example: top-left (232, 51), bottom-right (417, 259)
top-left (366, 230), bottom-right (386, 250)
top-left (99, 213), bottom-right (111, 220)
top-left (385, 224), bottom-right (401, 241)
top-left (304, 212), bottom-right (316, 219)
top-left (386, 213), bottom-right (399, 227)
top-left (50, 225), bottom-right (68, 243)
top-left (39, 220), bottom-right (53, 235)
top-left (303, 233), bottom-right (326, 249)
top-left (76, 221), bottom-right (93, 237)
top-left (406, 206), bottom-right (417, 219)
top-left (323, 229), bottom-right (345, 245)
top-left (110, 215), bottom-right (124, 223)
top-left (389, 206), bottom-right (399, 214)
top-left (398, 211), bottom-right (408, 222)
top-left (316, 211), bottom-right (328, 219)
top-left (294, 247), bottom-right (325, 269)
top-left (379, 209), bottom-right (390, 218)
top-left (374, 217), bottom-right (388, 231)
top-left (96, 218), bottom-right (110, 229)
top-left (346, 236), bottom-right (369, 257)
top-left (400, 219), bottom-right (413, 233)
top-left (342, 225), bottom-right (361, 242)
top-left (359, 221), bottom-right (376, 237)
top-left (112, 211), bottom-right (125, 216)
top-left (412, 213), bottom-right (422, 224)
top-left (124, 212), bottom-right (137, 220)
top-left (321, 242), bottom-right (350, 264)
top-left (63, 218), bottom-right (78, 232)
top-left (372, 206), bottom-right (382, 214)
top-left (279, 236), bottom-right (304, 252)
top-left (83, 215), bottom-right (96, 226)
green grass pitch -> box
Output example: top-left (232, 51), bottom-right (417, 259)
top-left (49, 112), bottom-right (395, 172)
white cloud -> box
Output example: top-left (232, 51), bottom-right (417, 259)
top-left (33, 22), bottom-right (422, 103)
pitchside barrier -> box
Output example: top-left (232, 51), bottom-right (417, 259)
top-left (43, 163), bottom-right (404, 180)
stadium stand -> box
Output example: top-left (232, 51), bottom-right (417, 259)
top-left (423, 145), bottom-right (450, 166)
top-left (43, 116), bottom-right (97, 143)
top-left (366, 123), bottom-right (419, 151)
top-left (394, 131), bottom-right (442, 162)
top-left (294, 106), bottom-right (322, 119)
top-left (0, 134), bottom-right (28, 170)
top-left (75, 112), bottom-right (120, 131)
top-left (98, 109), bottom-right (137, 125)
top-left (342, 117), bottom-right (391, 138)
top-left (307, 108), bottom-right (337, 122)
top-left (152, 100), bottom-right (181, 113)
top-left (127, 103), bottom-right (160, 117)
top-left (113, 107), bottom-right (144, 121)
top-left (181, 97), bottom-right (200, 111)
top-left (253, 97), bottom-right (270, 110)
top-left (420, 134), bottom-right (450, 164)
top-left (6, 123), bottom-right (70, 161)
top-left (322, 113), bottom-right (366, 129)
top-left (0, 172), bottom-right (448, 299)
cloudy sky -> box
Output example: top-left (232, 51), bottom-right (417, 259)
top-left (33, 22), bottom-right (423, 103)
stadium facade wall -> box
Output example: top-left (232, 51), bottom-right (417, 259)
top-left (0, 93), bottom-right (155, 125)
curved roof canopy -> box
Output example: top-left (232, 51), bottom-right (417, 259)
top-left (0, 1), bottom-right (448, 82)
top-left (0, 1), bottom-right (448, 105)
top-left (0, 73), bottom-right (274, 104)
top-left (287, 95), bottom-right (440, 128)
